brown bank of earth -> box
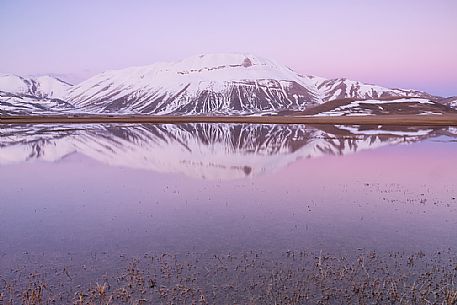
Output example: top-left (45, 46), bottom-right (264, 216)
top-left (2, 114), bottom-right (457, 126)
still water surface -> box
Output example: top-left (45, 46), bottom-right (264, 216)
top-left (1, 123), bottom-right (456, 260)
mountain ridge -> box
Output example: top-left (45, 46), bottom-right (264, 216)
top-left (0, 74), bottom-right (71, 99)
top-left (66, 53), bottom-right (322, 114)
top-left (1, 53), bottom-right (456, 115)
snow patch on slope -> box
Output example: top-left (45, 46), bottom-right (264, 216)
top-left (0, 74), bottom-right (71, 99)
top-left (314, 98), bottom-right (438, 116)
top-left (0, 74), bottom-right (30, 95)
top-left (33, 75), bottom-right (71, 99)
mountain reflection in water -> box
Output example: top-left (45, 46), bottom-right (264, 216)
top-left (1, 123), bottom-right (456, 179)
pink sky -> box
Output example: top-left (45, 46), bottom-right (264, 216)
top-left (0, 0), bottom-right (456, 96)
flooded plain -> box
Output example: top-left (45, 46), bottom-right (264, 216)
top-left (1, 123), bottom-right (457, 304)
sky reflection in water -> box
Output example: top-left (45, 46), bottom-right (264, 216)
top-left (0, 123), bottom-right (456, 258)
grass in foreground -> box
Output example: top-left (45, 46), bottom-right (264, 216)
top-left (1, 250), bottom-right (457, 304)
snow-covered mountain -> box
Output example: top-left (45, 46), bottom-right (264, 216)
top-left (66, 53), bottom-right (322, 114)
top-left (0, 74), bottom-right (74, 115)
top-left (65, 53), bottom-right (453, 115)
top-left (1, 53), bottom-right (456, 116)
top-left (0, 123), bottom-right (450, 180)
top-left (306, 76), bottom-right (438, 102)
top-left (0, 74), bottom-right (71, 99)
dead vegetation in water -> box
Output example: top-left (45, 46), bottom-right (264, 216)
top-left (1, 250), bottom-right (457, 305)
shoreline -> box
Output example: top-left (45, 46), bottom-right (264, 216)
top-left (2, 114), bottom-right (457, 126)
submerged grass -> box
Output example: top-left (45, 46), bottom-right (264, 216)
top-left (1, 250), bottom-right (457, 304)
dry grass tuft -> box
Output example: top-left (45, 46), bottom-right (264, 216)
top-left (1, 250), bottom-right (456, 305)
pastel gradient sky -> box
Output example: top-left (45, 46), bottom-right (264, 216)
top-left (0, 0), bottom-right (456, 96)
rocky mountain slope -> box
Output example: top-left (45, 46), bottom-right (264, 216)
top-left (279, 96), bottom-right (456, 117)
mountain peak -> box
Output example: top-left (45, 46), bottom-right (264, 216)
top-left (176, 53), bottom-right (274, 70)
top-left (34, 75), bottom-right (72, 86)
top-left (0, 74), bottom-right (70, 99)
top-left (94, 53), bottom-right (295, 83)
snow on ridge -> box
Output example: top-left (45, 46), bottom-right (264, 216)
top-left (302, 75), bottom-right (435, 102)
top-left (70, 53), bottom-right (310, 89)
top-left (0, 74), bottom-right (71, 99)
top-left (0, 74), bottom-right (30, 95)
top-left (33, 75), bottom-right (71, 99)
